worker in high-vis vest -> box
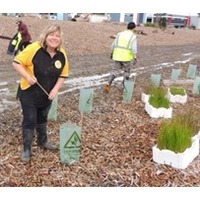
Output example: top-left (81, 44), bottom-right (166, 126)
top-left (104, 22), bottom-right (137, 93)
top-left (7, 32), bottom-right (22, 55)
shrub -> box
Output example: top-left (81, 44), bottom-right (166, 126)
top-left (149, 87), bottom-right (170, 109)
top-left (159, 17), bottom-right (167, 28)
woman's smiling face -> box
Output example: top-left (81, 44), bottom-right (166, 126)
top-left (46, 31), bottom-right (61, 49)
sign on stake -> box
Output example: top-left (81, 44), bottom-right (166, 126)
top-left (187, 64), bottom-right (197, 79)
top-left (123, 79), bottom-right (135, 103)
top-left (151, 74), bottom-right (161, 87)
top-left (78, 87), bottom-right (94, 114)
top-left (192, 76), bottom-right (200, 94)
top-left (59, 122), bottom-right (81, 165)
top-left (171, 69), bottom-right (181, 81)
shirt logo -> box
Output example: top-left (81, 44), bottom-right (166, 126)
top-left (55, 60), bottom-right (62, 69)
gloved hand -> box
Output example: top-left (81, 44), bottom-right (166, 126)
top-left (133, 58), bottom-right (137, 65)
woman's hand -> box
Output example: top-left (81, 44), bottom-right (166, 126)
top-left (26, 76), bottom-right (37, 85)
top-left (48, 88), bottom-right (58, 100)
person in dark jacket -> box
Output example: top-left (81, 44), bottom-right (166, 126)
top-left (15, 20), bottom-right (32, 55)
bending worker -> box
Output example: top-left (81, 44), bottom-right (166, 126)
top-left (15, 20), bottom-right (32, 55)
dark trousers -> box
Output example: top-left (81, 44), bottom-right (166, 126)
top-left (20, 102), bottom-right (51, 130)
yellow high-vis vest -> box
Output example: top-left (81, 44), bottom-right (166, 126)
top-left (112, 30), bottom-right (136, 62)
top-left (12, 32), bottom-right (22, 52)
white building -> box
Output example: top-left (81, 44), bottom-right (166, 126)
top-left (109, 13), bottom-right (154, 24)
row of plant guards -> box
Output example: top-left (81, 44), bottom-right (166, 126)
top-left (49, 72), bottom-right (199, 168)
top-left (48, 79), bottom-right (135, 165)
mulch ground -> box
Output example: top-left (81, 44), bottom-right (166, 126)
top-left (1, 15), bottom-right (200, 187)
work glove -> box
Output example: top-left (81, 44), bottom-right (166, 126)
top-left (133, 58), bottom-right (137, 65)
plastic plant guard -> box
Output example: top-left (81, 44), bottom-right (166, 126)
top-left (123, 79), bottom-right (134, 103)
top-left (187, 64), bottom-right (197, 79)
top-left (171, 69), bottom-right (181, 81)
top-left (192, 76), bottom-right (200, 94)
top-left (60, 122), bottom-right (81, 165)
top-left (48, 95), bottom-right (58, 121)
top-left (151, 74), bottom-right (161, 87)
top-left (78, 88), bottom-right (94, 113)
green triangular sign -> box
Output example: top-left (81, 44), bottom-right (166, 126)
top-left (64, 131), bottom-right (81, 149)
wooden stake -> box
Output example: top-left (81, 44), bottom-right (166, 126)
top-left (80, 112), bottom-right (84, 128)
top-left (36, 82), bottom-right (49, 96)
top-left (36, 81), bottom-right (64, 119)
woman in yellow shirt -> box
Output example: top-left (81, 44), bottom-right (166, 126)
top-left (12, 24), bottom-right (69, 163)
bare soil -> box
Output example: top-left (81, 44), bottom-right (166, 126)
top-left (0, 16), bottom-right (200, 187)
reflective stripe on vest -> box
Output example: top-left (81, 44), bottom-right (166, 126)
top-left (14, 32), bottom-right (22, 51)
top-left (113, 31), bottom-right (135, 62)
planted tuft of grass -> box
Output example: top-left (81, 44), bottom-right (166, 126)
top-left (149, 87), bottom-right (170, 109)
top-left (170, 86), bottom-right (185, 96)
top-left (157, 117), bottom-right (192, 153)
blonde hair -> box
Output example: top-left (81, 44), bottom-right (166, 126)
top-left (38, 24), bottom-right (63, 49)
